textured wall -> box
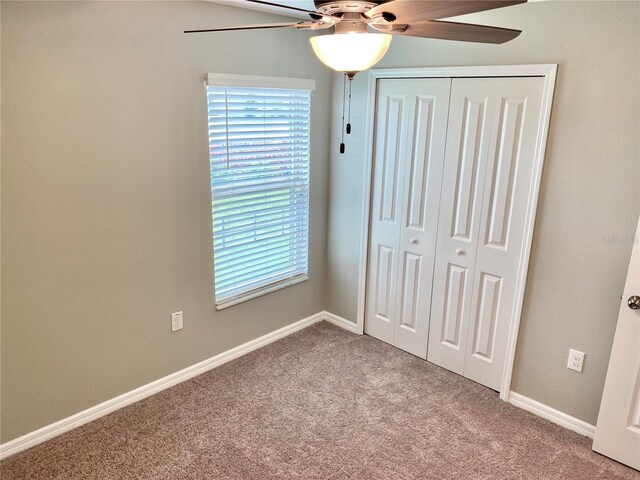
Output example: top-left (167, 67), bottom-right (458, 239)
top-left (325, 1), bottom-right (639, 425)
top-left (1, 1), bottom-right (332, 443)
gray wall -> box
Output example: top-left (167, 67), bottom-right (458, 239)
top-left (326, 1), bottom-right (639, 425)
top-left (1, 1), bottom-right (332, 443)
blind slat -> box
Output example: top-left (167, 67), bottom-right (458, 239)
top-left (209, 159), bottom-right (310, 170)
top-left (215, 252), bottom-right (308, 285)
top-left (214, 225), bottom-right (308, 252)
top-left (216, 260), bottom-right (308, 292)
top-left (213, 190), bottom-right (306, 213)
top-left (211, 182), bottom-right (308, 200)
top-left (216, 269), bottom-right (306, 299)
top-left (214, 198), bottom-right (308, 220)
top-left (214, 206), bottom-right (309, 229)
top-left (211, 174), bottom-right (309, 190)
top-left (213, 214), bottom-right (307, 238)
top-left (215, 241), bottom-right (301, 269)
top-left (214, 228), bottom-right (308, 256)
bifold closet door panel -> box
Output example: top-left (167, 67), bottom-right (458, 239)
top-left (427, 76), bottom-right (546, 388)
top-left (427, 83), bottom-right (491, 374)
top-left (394, 80), bottom-right (451, 358)
top-left (463, 77), bottom-right (545, 390)
top-left (365, 83), bottom-right (405, 346)
top-left (366, 78), bottom-right (451, 358)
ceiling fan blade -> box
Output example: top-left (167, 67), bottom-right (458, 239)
top-left (245, 0), bottom-right (334, 19)
top-left (378, 20), bottom-right (521, 44)
top-left (366, 0), bottom-right (526, 23)
top-left (184, 22), bottom-right (299, 33)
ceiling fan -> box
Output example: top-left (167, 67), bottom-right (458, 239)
top-left (187, 0), bottom-right (526, 153)
top-left (186, 0), bottom-right (526, 76)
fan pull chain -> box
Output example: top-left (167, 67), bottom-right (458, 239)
top-left (346, 76), bottom-right (353, 135)
top-left (340, 73), bottom-right (346, 154)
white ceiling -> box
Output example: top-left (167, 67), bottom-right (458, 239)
top-left (208, 0), bottom-right (317, 20)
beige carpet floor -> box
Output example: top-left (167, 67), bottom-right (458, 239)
top-left (1, 321), bottom-right (638, 479)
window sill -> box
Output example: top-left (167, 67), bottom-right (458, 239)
top-left (215, 274), bottom-right (309, 311)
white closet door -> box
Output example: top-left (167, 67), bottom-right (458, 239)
top-left (464, 77), bottom-right (544, 389)
top-left (427, 81), bottom-right (491, 375)
top-left (428, 77), bottom-right (545, 389)
top-left (366, 78), bottom-right (450, 358)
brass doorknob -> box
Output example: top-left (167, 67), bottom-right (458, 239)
top-left (628, 295), bottom-right (640, 310)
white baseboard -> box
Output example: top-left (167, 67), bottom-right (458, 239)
top-left (322, 311), bottom-right (362, 334)
top-left (508, 391), bottom-right (596, 438)
top-left (2, 317), bottom-right (591, 460)
top-left (0, 312), bottom-right (331, 460)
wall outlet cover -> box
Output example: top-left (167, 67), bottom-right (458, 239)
top-left (171, 311), bottom-right (183, 332)
top-left (567, 348), bottom-right (585, 373)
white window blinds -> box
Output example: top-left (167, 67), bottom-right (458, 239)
top-left (206, 75), bottom-right (314, 308)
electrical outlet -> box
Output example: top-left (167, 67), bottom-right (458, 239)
top-left (171, 311), bottom-right (183, 332)
top-left (567, 349), bottom-right (585, 373)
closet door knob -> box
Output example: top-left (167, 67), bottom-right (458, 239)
top-left (410, 237), bottom-right (418, 245)
top-left (456, 248), bottom-right (465, 256)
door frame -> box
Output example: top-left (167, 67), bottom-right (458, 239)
top-left (355, 64), bottom-right (558, 400)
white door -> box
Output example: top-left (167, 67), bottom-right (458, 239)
top-left (593, 216), bottom-right (640, 470)
top-left (365, 78), bottom-right (450, 358)
top-left (427, 77), bottom-right (545, 390)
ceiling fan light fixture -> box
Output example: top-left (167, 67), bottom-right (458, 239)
top-left (310, 33), bottom-right (391, 75)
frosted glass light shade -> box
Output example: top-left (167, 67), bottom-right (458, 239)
top-left (310, 33), bottom-right (391, 74)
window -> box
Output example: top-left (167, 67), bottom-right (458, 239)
top-left (206, 74), bottom-right (315, 309)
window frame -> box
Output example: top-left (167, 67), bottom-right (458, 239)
top-left (205, 73), bottom-right (315, 310)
